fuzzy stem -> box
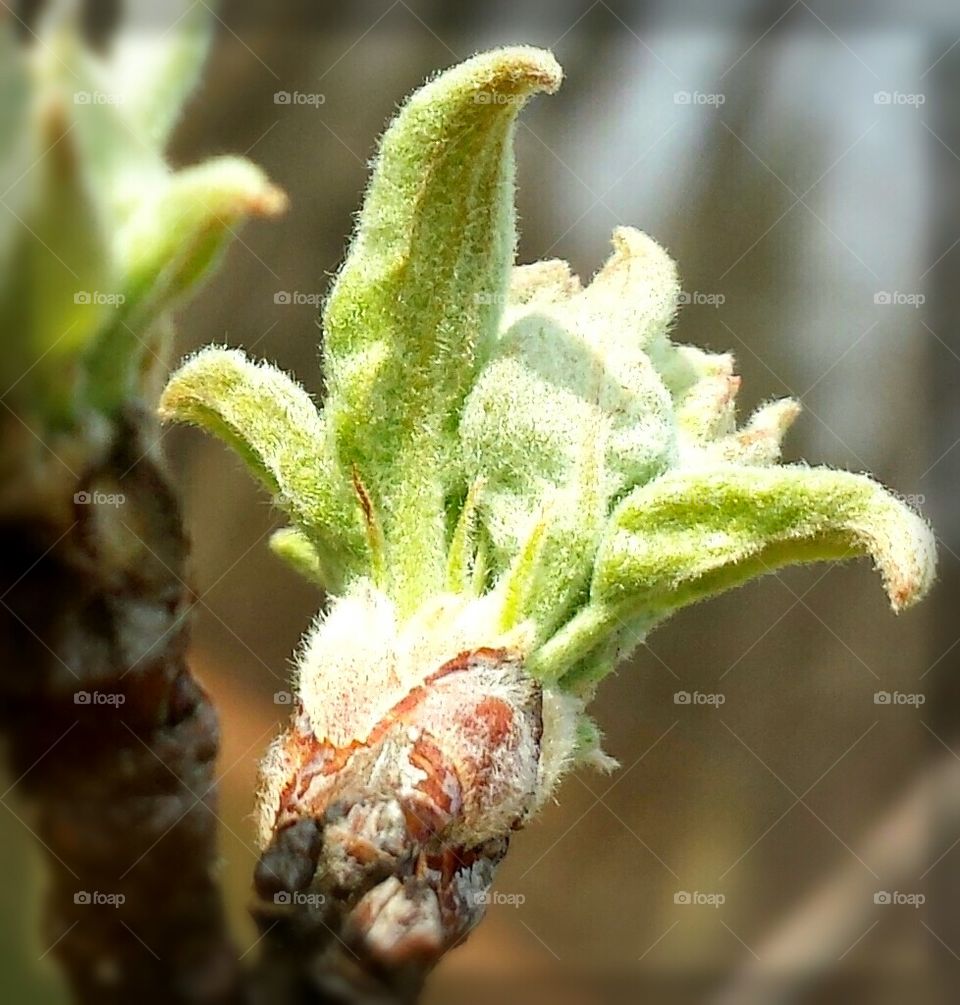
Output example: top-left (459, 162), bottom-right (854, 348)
top-left (526, 602), bottom-right (626, 682)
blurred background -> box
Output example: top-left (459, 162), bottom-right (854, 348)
top-left (3, 0), bottom-right (960, 1002)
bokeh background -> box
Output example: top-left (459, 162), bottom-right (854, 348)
top-left (4, 1), bottom-right (960, 1002)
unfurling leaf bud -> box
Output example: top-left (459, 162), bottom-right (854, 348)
top-left (0, 8), bottom-right (286, 428)
top-left (160, 46), bottom-right (937, 974)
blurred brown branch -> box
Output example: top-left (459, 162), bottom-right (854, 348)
top-left (713, 751), bottom-right (960, 1005)
top-left (0, 410), bottom-right (240, 1004)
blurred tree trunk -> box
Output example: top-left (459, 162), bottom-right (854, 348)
top-left (0, 409), bottom-right (240, 1004)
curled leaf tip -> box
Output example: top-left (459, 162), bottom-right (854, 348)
top-left (418, 46), bottom-right (562, 109)
top-left (871, 495), bottom-right (936, 612)
top-left (173, 157), bottom-right (288, 222)
top-left (508, 260), bottom-right (582, 306)
top-left (588, 226), bottom-right (680, 303)
top-left (246, 182), bottom-right (289, 218)
top-left (462, 45), bottom-right (563, 95)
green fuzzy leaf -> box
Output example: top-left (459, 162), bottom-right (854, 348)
top-left (108, 0), bottom-right (214, 148)
top-left (445, 477), bottom-right (484, 594)
top-left (528, 465), bottom-right (935, 688)
top-left (30, 105), bottom-right (113, 355)
top-left (159, 348), bottom-right (366, 589)
top-left (1, 13), bottom-right (286, 430)
top-left (460, 229), bottom-right (679, 639)
top-left (0, 92), bottom-right (113, 415)
top-left (53, 24), bottom-right (160, 203)
top-left (116, 157), bottom-right (287, 311)
top-left (321, 47), bottom-right (562, 612)
top-left (270, 527), bottom-right (328, 587)
top-left (83, 158), bottom-right (287, 410)
top-left (594, 464), bottom-right (935, 617)
top-left (492, 480), bottom-right (606, 645)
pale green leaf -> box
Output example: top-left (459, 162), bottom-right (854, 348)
top-left (1, 89), bottom-right (113, 415)
top-left (594, 464), bottom-right (936, 617)
top-left (460, 228), bottom-right (679, 639)
top-left (84, 158), bottom-right (287, 409)
top-left (270, 527), bottom-right (328, 587)
top-left (321, 47), bottom-right (562, 611)
top-left (108, 0), bottom-right (213, 148)
top-left (159, 348), bottom-right (366, 588)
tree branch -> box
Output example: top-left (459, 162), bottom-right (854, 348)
top-left (0, 407), bottom-right (240, 1004)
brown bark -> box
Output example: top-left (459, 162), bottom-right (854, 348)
top-left (0, 406), bottom-right (240, 1004)
top-left (250, 818), bottom-right (408, 1005)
